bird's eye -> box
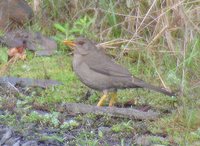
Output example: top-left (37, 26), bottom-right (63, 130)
top-left (77, 41), bottom-right (85, 45)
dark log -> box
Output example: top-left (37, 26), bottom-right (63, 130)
top-left (0, 77), bottom-right (61, 89)
top-left (60, 103), bottom-right (159, 120)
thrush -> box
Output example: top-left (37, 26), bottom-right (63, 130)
top-left (63, 37), bottom-right (174, 107)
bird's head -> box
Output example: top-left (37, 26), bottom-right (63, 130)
top-left (63, 37), bottom-right (96, 55)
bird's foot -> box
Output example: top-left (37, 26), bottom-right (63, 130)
top-left (109, 92), bottom-right (117, 107)
top-left (97, 94), bottom-right (108, 106)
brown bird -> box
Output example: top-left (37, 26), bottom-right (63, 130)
top-left (63, 37), bottom-right (174, 107)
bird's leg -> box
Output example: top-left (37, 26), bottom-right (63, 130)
top-left (109, 92), bottom-right (117, 107)
top-left (97, 93), bottom-right (108, 106)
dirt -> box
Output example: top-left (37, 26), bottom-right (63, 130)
top-left (0, 81), bottom-right (176, 146)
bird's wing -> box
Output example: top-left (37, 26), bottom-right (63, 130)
top-left (84, 50), bottom-right (132, 77)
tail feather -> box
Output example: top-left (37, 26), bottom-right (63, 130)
top-left (132, 78), bottom-right (175, 96)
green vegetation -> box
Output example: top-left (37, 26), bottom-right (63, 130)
top-left (0, 47), bottom-right (8, 64)
top-left (0, 0), bottom-right (200, 145)
top-left (111, 121), bottom-right (134, 133)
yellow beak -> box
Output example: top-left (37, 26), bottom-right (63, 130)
top-left (63, 40), bottom-right (76, 47)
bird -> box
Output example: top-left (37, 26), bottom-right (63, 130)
top-left (63, 37), bottom-right (174, 107)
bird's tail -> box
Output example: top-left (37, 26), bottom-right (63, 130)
top-left (132, 78), bottom-right (175, 96)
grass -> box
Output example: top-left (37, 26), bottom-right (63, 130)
top-left (0, 0), bottom-right (200, 145)
top-left (9, 54), bottom-right (82, 104)
top-left (1, 41), bottom-right (199, 145)
top-left (111, 121), bottom-right (134, 133)
top-left (22, 111), bottom-right (61, 127)
top-left (7, 51), bottom-right (178, 108)
top-left (148, 107), bottom-right (200, 145)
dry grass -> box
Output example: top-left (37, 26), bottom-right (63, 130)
top-left (63, 0), bottom-right (200, 95)
top-left (29, 0), bottom-right (200, 112)
top-left (1, 0), bottom-right (200, 145)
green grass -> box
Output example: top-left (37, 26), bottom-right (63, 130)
top-left (9, 54), bottom-right (83, 103)
top-left (0, 47), bottom-right (8, 64)
top-left (0, 41), bottom-right (199, 145)
top-left (0, 49), bottom-right (198, 145)
top-left (7, 51), bottom-right (178, 109)
top-left (111, 121), bottom-right (134, 133)
top-left (1, 0), bottom-right (200, 145)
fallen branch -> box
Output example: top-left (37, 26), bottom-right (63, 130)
top-left (59, 103), bottom-right (159, 120)
top-left (0, 77), bottom-right (61, 89)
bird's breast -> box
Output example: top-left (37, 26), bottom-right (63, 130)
top-left (72, 54), bottom-right (112, 91)
top-left (73, 54), bottom-right (91, 83)
top-left (72, 54), bottom-right (83, 69)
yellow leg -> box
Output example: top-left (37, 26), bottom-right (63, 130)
top-left (97, 94), bottom-right (108, 106)
top-left (109, 92), bottom-right (117, 107)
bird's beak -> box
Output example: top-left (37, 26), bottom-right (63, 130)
top-left (63, 40), bottom-right (76, 47)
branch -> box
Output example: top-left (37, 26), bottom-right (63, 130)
top-left (59, 103), bottom-right (159, 120)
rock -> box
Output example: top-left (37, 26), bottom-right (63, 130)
top-left (11, 139), bottom-right (21, 146)
top-left (98, 126), bottom-right (111, 134)
top-left (0, 0), bottom-right (33, 29)
top-left (22, 141), bottom-right (38, 146)
top-left (135, 135), bottom-right (168, 146)
top-left (2, 30), bottom-right (57, 56)
top-left (8, 0), bottom-right (33, 24)
top-left (0, 128), bottom-right (7, 137)
top-left (135, 135), bottom-right (151, 146)
top-left (32, 110), bottom-right (49, 116)
top-left (63, 133), bottom-right (75, 141)
top-left (0, 128), bottom-right (12, 145)
top-left (5, 137), bottom-right (20, 146)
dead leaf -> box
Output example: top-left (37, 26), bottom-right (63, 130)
top-left (8, 47), bottom-right (26, 60)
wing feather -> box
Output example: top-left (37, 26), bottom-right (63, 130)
top-left (83, 49), bottom-right (132, 77)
